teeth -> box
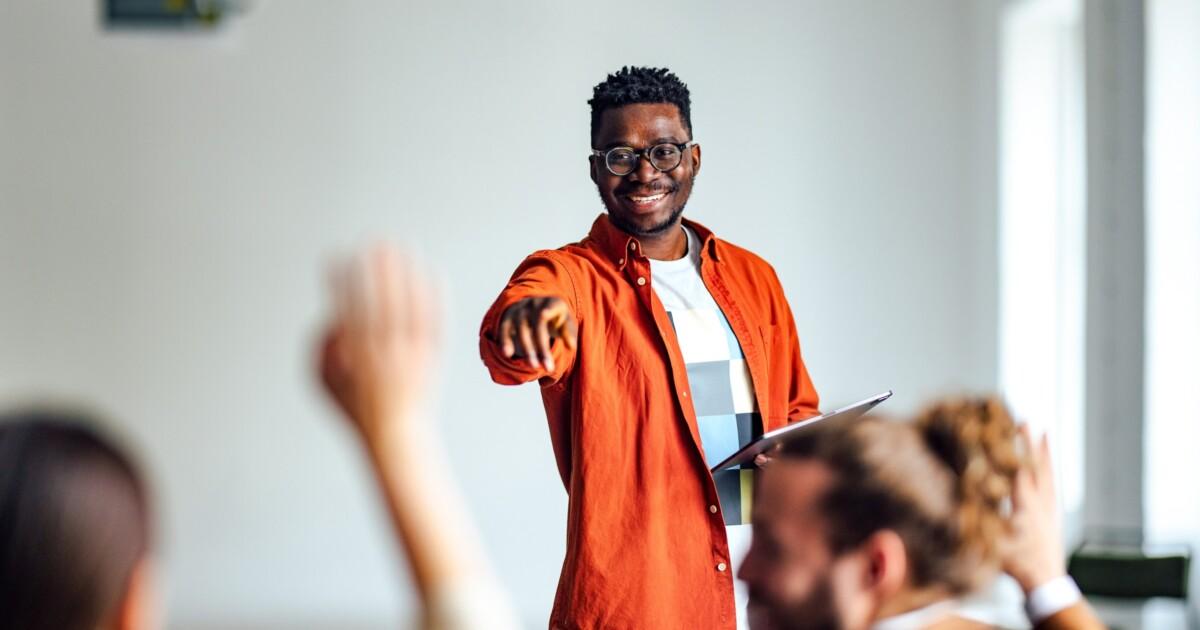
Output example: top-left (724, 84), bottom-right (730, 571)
top-left (629, 193), bottom-right (666, 203)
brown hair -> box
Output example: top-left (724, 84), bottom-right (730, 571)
top-left (779, 395), bottom-right (1021, 594)
top-left (0, 409), bottom-right (151, 630)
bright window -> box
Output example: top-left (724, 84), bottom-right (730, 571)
top-left (1145, 0), bottom-right (1200, 550)
top-left (998, 0), bottom-right (1085, 525)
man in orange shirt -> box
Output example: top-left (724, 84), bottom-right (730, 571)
top-left (479, 66), bottom-right (820, 630)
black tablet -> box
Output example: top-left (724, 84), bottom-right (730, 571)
top-left (709, 390), bottom-right (893, 472)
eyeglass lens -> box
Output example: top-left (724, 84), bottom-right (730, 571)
top-left (606, 144), bottom-right (683, 176)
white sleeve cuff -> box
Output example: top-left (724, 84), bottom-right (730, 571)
top-left (425, 575), bottom-right (521, 630)
top-left (1024, 575), bottom-right (1083, 624)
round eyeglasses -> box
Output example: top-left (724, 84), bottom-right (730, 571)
top-left (590, 141), bottom-right (696, 177)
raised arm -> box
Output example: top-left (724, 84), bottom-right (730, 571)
top-left (318, 244), bottom-right (519, 630)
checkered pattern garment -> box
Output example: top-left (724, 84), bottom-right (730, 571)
top-left (650, 227), bottom-right (762, 526)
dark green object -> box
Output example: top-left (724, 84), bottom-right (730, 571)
top-left (1068, 543), bottom-right (1191, 599)
top-left (104, 0), bottom-right (227, 29)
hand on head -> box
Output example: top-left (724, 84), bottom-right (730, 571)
top-left (1001, 426), bottom-right (1067, 593)
top-left (318, 243), bottom-right (441, 440)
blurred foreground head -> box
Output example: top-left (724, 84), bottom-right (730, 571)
top-left (739, 396), bottom-right (1022, 630)
top-left (0, 409), bottom-right (158, 630)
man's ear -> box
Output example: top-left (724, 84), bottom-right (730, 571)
top-left (864, 530), bottom-right (908, 596)
top-left (589, 156), bottom-right (600, 185)
top-left (109, 557), bottom-right (159, 630)
top-left (690, 142), bottom-right (702, 176)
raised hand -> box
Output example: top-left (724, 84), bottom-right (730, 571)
top-left (318, 244), bottom-right (440, 440)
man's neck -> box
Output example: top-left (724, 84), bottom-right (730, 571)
top-left (638, 222), bottom-right (688, 261)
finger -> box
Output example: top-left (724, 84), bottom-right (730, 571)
top-left (517, 314), bottom-right (540, 369)
top-left (563, 313), bottom-right (579, 352)
top-left (318, 326), bottom-right (353, 399)
top-left (1011, 465), bottom-right (1035, 512)
top-left (1037, 434), bottom-right (1056, 505)
top-left (1036, 433), bottom-right (1052, 476)
top-left (392, 246), bottom-right (427, 346)
top-left (543, 299), bottom-right (577, 353)
top-left (374, 244), bottom-right (405, 337)
top-left (1017, 424), bottom-right (1035, 459)
top-left (1015, 424), bottom-right (1038, 484)
top-left (537, 309), bottom-right (555, 373)
top-left (499, 316), bottom-right (516, 357)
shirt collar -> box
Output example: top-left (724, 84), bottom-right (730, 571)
top-left (869, 599), bottom-right (959, 630)
top-left (586, 213), bottom-right (722, 271)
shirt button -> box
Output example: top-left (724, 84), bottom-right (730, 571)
top-left (717, 562), bottom-right (728, 572)
top-left (630, 242), bottom-right (638, 251)
top-left (637, 276), bottom-right (647, 286)
top-left (682, 391), bottom-right (688, 398)
top-left (618, 258), bottom-right (624, 265)
top-left (709, 504), bottom-right (718, 514)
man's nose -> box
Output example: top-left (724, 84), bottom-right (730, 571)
top-left (628, 153), bottom-right (660, 182)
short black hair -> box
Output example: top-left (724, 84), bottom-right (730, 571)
top-left (0, 409), bottom-right (150, 630)
top-left (589, 66), bottom-right (692, 145)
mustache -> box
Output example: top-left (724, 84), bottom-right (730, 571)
top-left (615, 183), bottom-right (678, 196)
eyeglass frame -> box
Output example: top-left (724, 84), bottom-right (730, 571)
top-left (590, 141), bottom-right (697, 176)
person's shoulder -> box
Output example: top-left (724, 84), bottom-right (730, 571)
top-left (713, 236), bottom-right (772, 267)
top-left (685, 217), bottom-right (775, 272)
top-left (553, 237), bottom-right (608, 268)
top-left (710, 235), bottom-right (781, 282)
top-left (516, 235), bottom-right (609, 279)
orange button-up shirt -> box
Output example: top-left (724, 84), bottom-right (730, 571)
top-left (480, 214), bottom-right (820, 630)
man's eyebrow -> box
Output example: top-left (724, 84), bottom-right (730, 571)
top-left (598, 136), bottom-right (685, 150)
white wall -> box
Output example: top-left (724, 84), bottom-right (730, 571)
top-left (0, 1), bottom-right (997, 627)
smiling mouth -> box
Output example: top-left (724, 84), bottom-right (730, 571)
top-left (622, 190), bottom-right (671, 209)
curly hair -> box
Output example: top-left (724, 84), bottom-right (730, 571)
top-left (588, 66), bottom-right (692, 145)
top-left (780, 395), bottom-right (1022, 594)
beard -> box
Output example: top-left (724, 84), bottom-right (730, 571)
top-left (748, 572), bottom-right (844, 630)
top-left (602, 173), bottom-right (695, 237)
top-left (608, 201), bottom-right (687, 237)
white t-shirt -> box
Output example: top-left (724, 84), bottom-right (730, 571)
top-left (650, 225), bottom-right (761, 630)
